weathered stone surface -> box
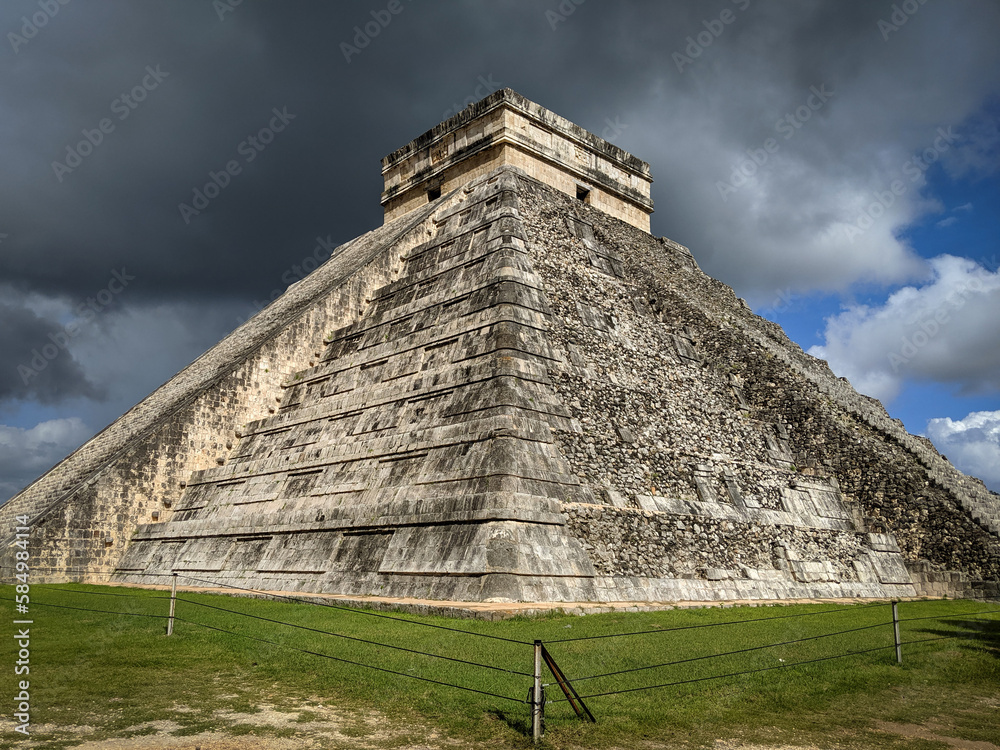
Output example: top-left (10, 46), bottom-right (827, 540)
top-left (381, 88), bottom-right (654, 231)
top-left (0, 203), bottom-right (436, 580)
top-left (2, 90), bottom-right (997, 604)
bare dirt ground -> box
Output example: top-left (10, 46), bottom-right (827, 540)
top-left (24, 700), bottom-right (471, 750)
top-left (24, 722), bottom-right (1000, 750)
top-left (22, 696), bottom-right (1000, 750)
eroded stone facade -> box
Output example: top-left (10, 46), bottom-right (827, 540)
top-left (0, 206), bottom-right (436, 580)
top-left (381, 89), bottom-right (654, 231)
top-left (2, 91), bottom-right (997, 604)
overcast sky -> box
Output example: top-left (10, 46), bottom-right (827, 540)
top-left (2, 0), bottom-right (999, 501)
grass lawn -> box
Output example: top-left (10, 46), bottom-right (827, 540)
top-left (1, 584), bottom-right (997, 749)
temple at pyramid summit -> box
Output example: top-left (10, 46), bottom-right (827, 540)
top-left (3, 89), bottom-right (998, 604)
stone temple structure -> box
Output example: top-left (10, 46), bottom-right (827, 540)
top-left (3, 89), bottom-right (998, 604)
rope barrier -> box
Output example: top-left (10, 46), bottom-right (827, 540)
top-left (559, 619), bottom-right (892, 685)
top-left (44, 586), bottom-right (169, 599)
top-left (175, 596), bottom-right (532, 677)
top-left (899, 633), bottom-right (994, 647)
top-left (548, 643), bottom-right (896, 703)
top-left (5, 592), bottom-right (526, 703)
top-left (0, 596), bottom-right (166, 619)
top-left (172, 572), bottom-right (532, 646)
top-left (1, 567), bottom-right (531, 644)
top-left (5, 577), bottom-right (996, 721)
top-left (897, 608), bottom-right (1000, 624)
top-left (550, 612), bottom-right (1000, 703)
top-left (174, 615), bottom-right (524, 704)
top-left (545, 601), bottom-right (891, 643)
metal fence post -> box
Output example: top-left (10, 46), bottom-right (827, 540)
top-left (533, 639), bottom-right (544, 743)
top-left (892, 600), bottom-right (901, 664)
top-left (166, 573), bottom-right (178, 636)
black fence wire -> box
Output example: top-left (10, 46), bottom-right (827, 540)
top-left (173, 615), bottom-right (525, 704)
top-left (14, 579), bottom-right (533, 682)
top-left (45, 585), bottom-right (164, 598)
top-left (0, 596), bottom-right (167, 619)
top-left (558, 619), bottom-right (893, 685)
top-left (545, 600), bottom-right (891, 643)
top-left (557, 607), bottom-right (1000, 689)
top-left (2, 564), bottom-right (533, 643)
top-left (20, 568), bottom-right (530, 645)
top-left (898, 609), bottom-right (1000, 625)
top-left (545, 609), bottom-right (1000, 703)
top-left (172, 571), bottom-right (532, 645)
top-left (548, 642), bottom-right (899, 702)
top-left (3, 569), bottom-right (999, 732)
top-left (173, 595), bottom-right (533, 677)
top-left (4, 578), bottom-right (529, 704)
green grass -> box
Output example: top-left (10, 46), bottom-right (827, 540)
top-left (1, 584), bottom-right (997, 749)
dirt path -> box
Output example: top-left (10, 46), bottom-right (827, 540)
top-left (23, 700), bottom-right (1000, 750)
top-left (26, 702), bottom-right (472, 750)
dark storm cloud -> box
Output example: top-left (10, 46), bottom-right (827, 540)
top-left (0, 300), bottom-right (104, 402)
top-left (0, 417), bottom-right (91, 500)
top-left (0, 0), bottom-right (998, 493)
top-left (5, 0), bottom-right (997, 308)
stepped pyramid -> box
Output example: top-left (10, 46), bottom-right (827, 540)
top-left (3, 89), bottom-right (998, 603)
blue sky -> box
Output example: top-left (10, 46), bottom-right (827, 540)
top-left (764, 149), bottom-right (1000, 429)
top-left (756, 107), bottom-right (1000, 484)
top-left (1, 0), bottom-right (999, 499)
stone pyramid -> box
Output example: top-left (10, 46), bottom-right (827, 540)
top-left (3, 90), bottom-right (998, 603)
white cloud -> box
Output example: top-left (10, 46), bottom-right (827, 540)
top-left (808, 255), bottom-right (1000, 402)
top-left (635, 103), bottom-right (934, 304)
top-left (935, 202), bottom-right (975, 229)
top-left (615, 3), bottom-right (1000, 306)
top-left (0, 298), bottom-right (244, 504)
top-left (0, 418), bottom-right (92, 503)
top-left (69, 299), bottom-right (246, 412)
top-left (926, 411), bottom-right (1000, 492)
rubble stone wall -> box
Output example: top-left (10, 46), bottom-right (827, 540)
top-left (517, 175), bottom-right (999, 590)
top-left (3, 165), bottom-right (996, 604)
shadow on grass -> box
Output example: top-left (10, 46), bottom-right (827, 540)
top-left (486, 708), bottom-right (531, 738)
top-left (914, 616), bottom-right (1000, 659)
